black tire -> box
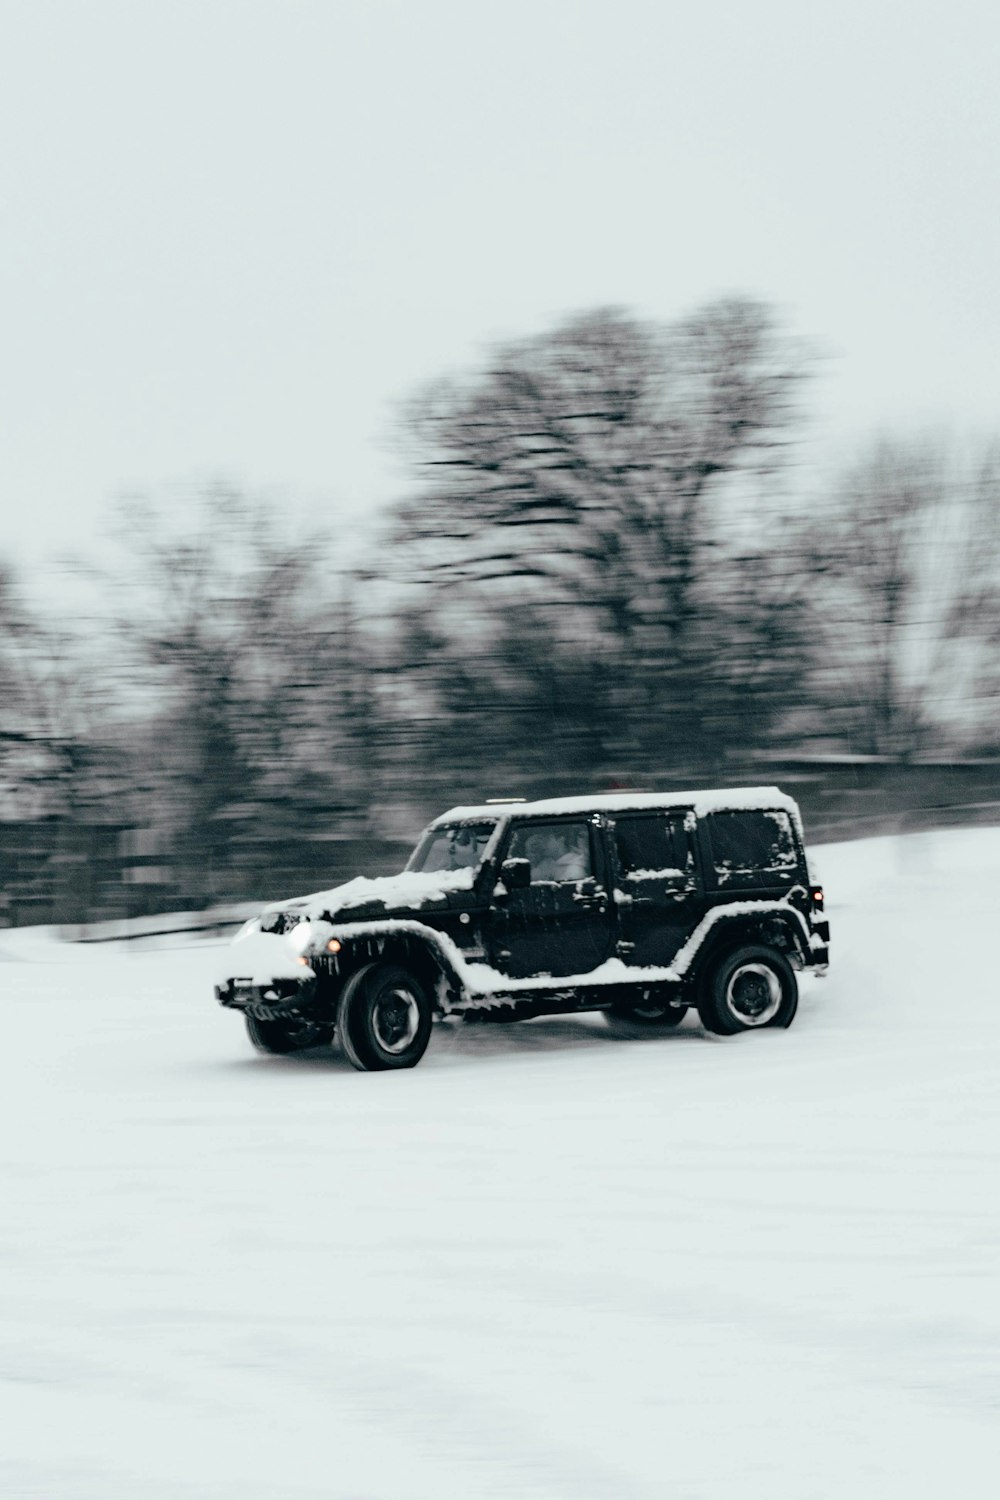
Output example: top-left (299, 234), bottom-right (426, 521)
top-left (601, 1001), bottom-right (688, 1038)
top-left (245, 1013), bottom-right (333, 1054)
top-left (697, 945), bottom-right (798, 1036)
top-left (337, 963), bottom-right (433, 1072)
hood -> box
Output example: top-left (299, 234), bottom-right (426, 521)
top-left (276, 866), bottom-right (477, 923)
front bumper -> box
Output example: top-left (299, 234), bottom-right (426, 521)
top-left (214, 973), bottom-right (317, 1020)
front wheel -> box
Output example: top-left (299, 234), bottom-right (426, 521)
top-left (601, 1001), bottom-right (688, 1037)
top-left (337, 963), bottom-right (433, 1072)
top-left (697, 946), bottom-right (798, 1035)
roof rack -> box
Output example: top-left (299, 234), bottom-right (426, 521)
top-left (484, 796), bottom-right (526, 804)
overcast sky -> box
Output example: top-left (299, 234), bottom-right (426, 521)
top-left (3, 0), bottom-right (998, 576)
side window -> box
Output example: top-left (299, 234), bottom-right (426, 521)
top-left (413, 821), bottom-right (496, 872)
top-left (614, 814), bottom-right (690, 878)
top-left (707, 810), bottom-right (798, 881)
top-left (507, 821), bottom-right (592, 884)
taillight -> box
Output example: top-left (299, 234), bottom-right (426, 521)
top-left (811, 887), bottom-right (824, 911)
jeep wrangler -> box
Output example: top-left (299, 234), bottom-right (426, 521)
top-left (213, 787), bottom-right (830, 1071)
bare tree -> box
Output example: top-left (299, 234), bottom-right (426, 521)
top-left (818, 438), bottom-right (1000, 756)
top-left (101, 484), bottom-right (377, 900)
top-left (386, 299), bottom-right (814, 778)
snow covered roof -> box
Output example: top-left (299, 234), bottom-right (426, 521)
top-left (432, 785), bottom-right (801, 825)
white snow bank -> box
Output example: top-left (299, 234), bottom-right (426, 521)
top-left (810, 823), bottom-right (1000, 904)
top-left (2, 825), bottom-right (1000, 1498)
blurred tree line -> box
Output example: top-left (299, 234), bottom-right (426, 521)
top-left (3, 297), bottom-right (1000, 922)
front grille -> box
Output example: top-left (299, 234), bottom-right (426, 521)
top-left (217, 975), bottom-right (311, 1010)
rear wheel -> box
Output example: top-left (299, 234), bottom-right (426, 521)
top-left (697, 946), bottom-right (798, 1035)
top-left (601, 1001), bottom-right (688, 1037)
top-left (337, 963), bottom-right (433, 1072)
top-left (245, 1014), bottom-right (333, 1054)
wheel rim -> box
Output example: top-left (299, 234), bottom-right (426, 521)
top-left (372, 986), bottom-right (421, 1054)
top-left (724, 962), bottom-right (782, 1026)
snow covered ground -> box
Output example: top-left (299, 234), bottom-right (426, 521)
top-left (2, 827), bottom-right (998, 1499)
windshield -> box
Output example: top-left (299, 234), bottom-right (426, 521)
top-left (407, 820), bottom-right (497, 874)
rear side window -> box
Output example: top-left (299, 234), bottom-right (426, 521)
top-left (614, 813), bottom-right (690, 877)
top-left (707, 810), bottom-right (799, 881)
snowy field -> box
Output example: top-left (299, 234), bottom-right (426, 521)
top-left (2, 828), bottom-right (999, 1500)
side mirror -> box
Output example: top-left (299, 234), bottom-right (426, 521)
top-left (500, 857), bottom-right (531, 891)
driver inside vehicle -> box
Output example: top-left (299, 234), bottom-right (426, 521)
top-left (417, 823), bottom-right (493, 873)
top-left (436, 826), bottom-right (482, 870)
top-left (523, 825), bottom-right (590, 883)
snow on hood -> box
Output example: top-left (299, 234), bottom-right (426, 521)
top-left (296, 865), bottom-right (475, 919)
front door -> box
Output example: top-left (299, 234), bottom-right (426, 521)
top-left (489, 818), bottom-right (615, 979)
top-left (609, 810), bottom-right (703, 967)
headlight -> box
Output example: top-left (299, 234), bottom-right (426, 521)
top-left (286, 922), bottom-right (315, 955)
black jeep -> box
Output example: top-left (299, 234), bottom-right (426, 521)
top-left (214, 787), bottom-right (830, 1071)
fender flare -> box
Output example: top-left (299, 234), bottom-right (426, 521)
top-left (670, 901), bottom-right (813, 983)
top-left (325, 919), bottom-right (469, 1010)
